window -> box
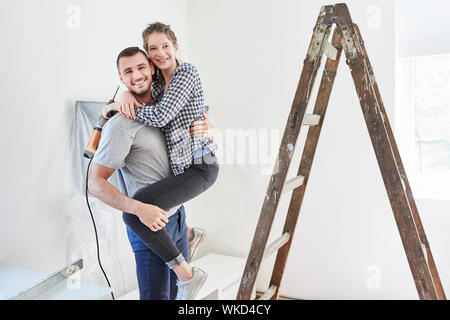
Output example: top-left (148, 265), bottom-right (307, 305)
top-left (396, 54), bottom-right (450, 200)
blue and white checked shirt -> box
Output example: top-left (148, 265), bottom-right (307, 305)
top-left (134, 62), bottom-right (216, 175)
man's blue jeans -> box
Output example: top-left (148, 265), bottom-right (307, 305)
top-left (133, 206), bottom-right (189, 300)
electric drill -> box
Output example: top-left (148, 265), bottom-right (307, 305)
top-left (83, 86), bottom-right (120, 159)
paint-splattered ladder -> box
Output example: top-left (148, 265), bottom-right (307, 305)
top-left (236, 3), bottom-right (446, 301)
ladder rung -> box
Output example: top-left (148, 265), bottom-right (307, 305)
top-left (302, 114), bottom-right (321, 126)
top-left (258, 285), bottom-right (278, 300)
top-left (324, 42), bottom-right (338, 60)
top-left (263, 232), bottom-right (291, 261)
top-left (282, 175), bottom-right (305, 194)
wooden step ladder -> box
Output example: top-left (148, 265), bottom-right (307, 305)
top-left (236, 3), bottom-right (446, 301)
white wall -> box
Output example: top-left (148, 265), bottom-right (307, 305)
top-left (396, 0), bottom-right (450, 58)
top-left (394, 0), bottom-right (450, 300)
top-left (184, 0), bottom-right (450, 299)
top-left (0, 0), bottom-right (189, 297)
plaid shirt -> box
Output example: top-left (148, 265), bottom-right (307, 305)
top-left (134, 62), bottom-right (216, 175)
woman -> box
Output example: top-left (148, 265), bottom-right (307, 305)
top-left (105, 22), bottom-right (219, 300)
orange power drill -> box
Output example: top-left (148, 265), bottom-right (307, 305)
top-left (83, 86), bottom-right (120, 159)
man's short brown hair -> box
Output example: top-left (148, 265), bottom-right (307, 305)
top-left (116, 47), bottom-right (149, 71)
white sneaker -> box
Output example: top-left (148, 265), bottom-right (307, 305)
top-left (175, 267), bottom-right (207, 300)
top-left (188, 227), bottom-right (206, 262)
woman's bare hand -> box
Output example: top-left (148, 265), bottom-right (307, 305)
top-left (102, 102), bottom-right (120, 119)
top-left (119, 91), bottom-right (142, 119)
top-left (189, 112), bottom-right (214, 139)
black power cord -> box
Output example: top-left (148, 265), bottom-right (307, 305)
top-left (85, 158), bottom-right (115, 300)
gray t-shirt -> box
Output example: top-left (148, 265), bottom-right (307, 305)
top-left (92, 114), bottom-right (179, 217)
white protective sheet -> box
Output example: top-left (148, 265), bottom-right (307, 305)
top-left (62, 101), bottom-right (133, 298)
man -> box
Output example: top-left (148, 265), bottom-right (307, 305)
top-left (88, 47), bottom-right (210, 299)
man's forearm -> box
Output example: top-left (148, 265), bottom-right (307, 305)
top-left (88, 177), bottom-right (140, 215)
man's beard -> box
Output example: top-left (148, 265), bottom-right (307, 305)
top-left (131, 88), bottom-right (150, 101)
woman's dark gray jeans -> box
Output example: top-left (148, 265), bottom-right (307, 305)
top-left (122, 152), bottom-right (219, 268)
